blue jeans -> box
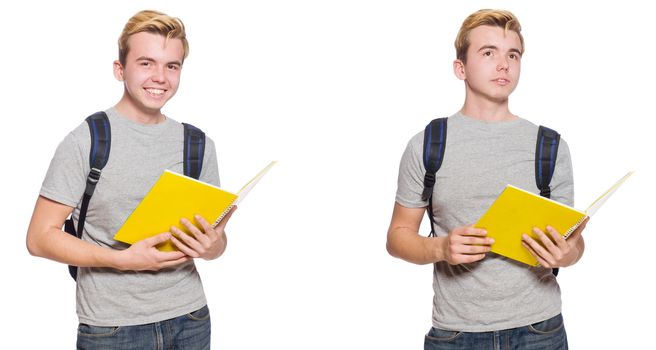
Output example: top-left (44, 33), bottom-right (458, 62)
top-left (76, 305), bottom-right (211, 350)
top-left (424, 314), bottom-right (567, 350)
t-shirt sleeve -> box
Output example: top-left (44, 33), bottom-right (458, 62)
top-left (395, 133), bottom-right (429, 208)
top-left (39, 126), bottom-right (89, 208)
top-left (549, 138), bottom-right (574, 207)
top-left (200, 136), bottom-right (220, 187)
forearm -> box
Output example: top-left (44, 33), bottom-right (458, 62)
top-left (27, 226), bottom-right (121, 269)
top-left (387, 227), bottom-right (445, 265)
top-left (26, 196), bottom-right (122, 269)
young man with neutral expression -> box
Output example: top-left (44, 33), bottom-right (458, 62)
top-left (387, 9), bottom-right (586, 349)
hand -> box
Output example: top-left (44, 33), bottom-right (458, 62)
top-left (117, 232), bottom-right (190, 271)
top-left (441, 225), bottom-right (494, 265)
top-left (521, 217), bottom-right (589, 268)
top-left (169, 206), bottom-right (236, 260)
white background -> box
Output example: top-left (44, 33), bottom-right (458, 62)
top-left (3, 0), bottom-right (654, 348)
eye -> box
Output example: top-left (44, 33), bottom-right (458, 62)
top-left (139, 61), bottom-right (151, 67)
top-left (167, 64), bottom-right (180, 70)
top-left (483, 51), bottom-right (493, 57)
top-left (509, 53), bottom-right (520, 60)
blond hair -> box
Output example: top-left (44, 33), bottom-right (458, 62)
top-left (454, 9), bottom-right (524, 63)
top-left (118, 10), bottom-right (189, 66)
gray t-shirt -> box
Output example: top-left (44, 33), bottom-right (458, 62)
top-left (395, 112), bottom-right (574, 332)
top-left (40, 107), bottom-right (220, 326)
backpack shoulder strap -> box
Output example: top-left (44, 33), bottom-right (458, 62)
top-left (66, 112), bottom-right (110, 280)
top-left (422, 118), bottom-right (448, 237)
top-left (535, 125), bottom-right (560, 199)
top-left (535, 125), bottom-right (560, 275)
top-left (76, 112), bottom-right (111, 238)
top-left (422, 118), bottom-right (448, 201)
top-left (182, 123), bottom-right (206, 180)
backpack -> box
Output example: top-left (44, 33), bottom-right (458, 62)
top-left (64, 111), bottom-right (206, 280)
top-left (421, 117), bottom-right (561, 275)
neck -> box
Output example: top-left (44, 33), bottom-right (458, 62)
top-left (460, 95), bottom-right (516, 122)
top-left (114, 95), bottom-right (165, 125)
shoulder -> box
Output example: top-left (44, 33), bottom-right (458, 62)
top-left (408, 129), bottom-right (424, 148)
top-left (57, 116), bottom-right (96, 151)
top-left (174, 120), bottom-right (218, 153)
top-left (398, 129), bottom-right (423, 162)
top-left (533, 122), bottom-right (571, 151)
top-left (528, 121), bottom-right (573, 158)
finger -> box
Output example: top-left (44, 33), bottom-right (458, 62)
top-left (448, 250), bottom-right (487, 265)
top-left (170, 235), bottom-right (199, 258)
top-left (540, 227), bottom-right (570, 261)
top-left (522, 233), bottom-right (547, 254)
top-left (532, 227), bottom-right (558, 252)
top-left (179, 218), bottom-right (213, 248)
top-left (141, 232), bottom-right (173, 247)
top-left (545, 226), bottom-right (568, 249)
top-left (522, 241), bottom-right (551, 268)
top-left (170, 225), bottom-right (204, 253)
top-left (572, 217), bottom-right (590, 236)
top-left (214, 206), bottom-right (237, 230)
top-left (456, 253), bottom-right (487, 264)
top-left (451, 226), bottom-right (488, 240)
top-left (157, 255), bottom-right (191, 269)
top-left (179, 218), bottom-right (205, 239)
top-left (463, 244), bottom-right (492, 255)
top-left (567, 218), bottom-right (589, 243)
top-left (155, 249), bottom-right (188, 261)
top-left (194, 215), bottom-right (217, 240)
top-left (566, 229), bottom-right (582, 243)
top-left (450, 240), bottom-right (491, 255)
top-left (522, 233), bottom-right (556, 266)
top-left (460, 235), bottom-right (495, 246)
top-left (462, 226), bottom-right (488, 237)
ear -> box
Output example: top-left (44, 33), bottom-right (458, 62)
top-left (453, 59), bottom-right (466, 80)
top-left (113, 60), bottom-right (124, 81)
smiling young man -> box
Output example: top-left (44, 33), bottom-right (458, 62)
top-left (26, 10), bottom-right (232, 349)
top-left (386, 9), bottom-right (586, 349)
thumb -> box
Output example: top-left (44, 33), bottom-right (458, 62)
top-left (570, 216), bottom-right (590, 239)
top-left (215, 206), bottom-right (238, 230)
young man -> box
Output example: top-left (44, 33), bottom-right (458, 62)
top-left (26, 10), bottom-right (233, 349)
top-left (386, 9), bottom-right (588, 349)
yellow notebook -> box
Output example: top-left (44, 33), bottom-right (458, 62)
top-left (475, 171), bottom-right (633, 266)
top-left (114, 161), bottom-right (276, 251)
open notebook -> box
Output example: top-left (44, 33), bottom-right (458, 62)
top-left (114, 161), bottom-right (276, 251)
top-left (475, 171), bottom-right (633, 266)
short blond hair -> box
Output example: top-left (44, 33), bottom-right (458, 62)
top-left (118, 10), bottom-right (189, 66)
top-left (454, 9), bottom-right (524, 63)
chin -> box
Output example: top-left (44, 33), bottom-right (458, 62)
top-left (489, 90), bottom-right (513, 102)
top-left (141, 99), bottom-right (169, 112)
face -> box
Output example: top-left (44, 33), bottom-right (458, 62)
top-left (113, 32), bottom-right (184, 119)
top-left (454, 25), bottom-right (522, 104)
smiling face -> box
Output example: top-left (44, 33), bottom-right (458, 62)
top-left (454, 25), bottom-right (522, 106)
top-left (113, 31), bottom-right (184, 123)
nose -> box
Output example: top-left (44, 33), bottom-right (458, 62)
top-left (151, 65), bottom-right (166, 83)
top-left (497, 57), bottom-right (509, 72)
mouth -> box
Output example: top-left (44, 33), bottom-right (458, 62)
top-left (493, 78), bottom-right (511, 86)
top-left (144, 88), bottom-right (166, 97)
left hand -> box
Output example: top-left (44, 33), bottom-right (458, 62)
top-left (169, 206), bottom-right (237, 260)
top-left (521, 217), bottom-right (589, 268)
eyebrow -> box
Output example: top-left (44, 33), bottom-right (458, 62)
top-left (478, 45), bottom-right (522, 55)
top-left (136, 56), bottom-right (182, 66)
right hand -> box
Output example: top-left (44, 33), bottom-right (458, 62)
top-left (116, 232), bottom-right (190, 271)
top-left (441, 225), bottom-right (494, 265)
